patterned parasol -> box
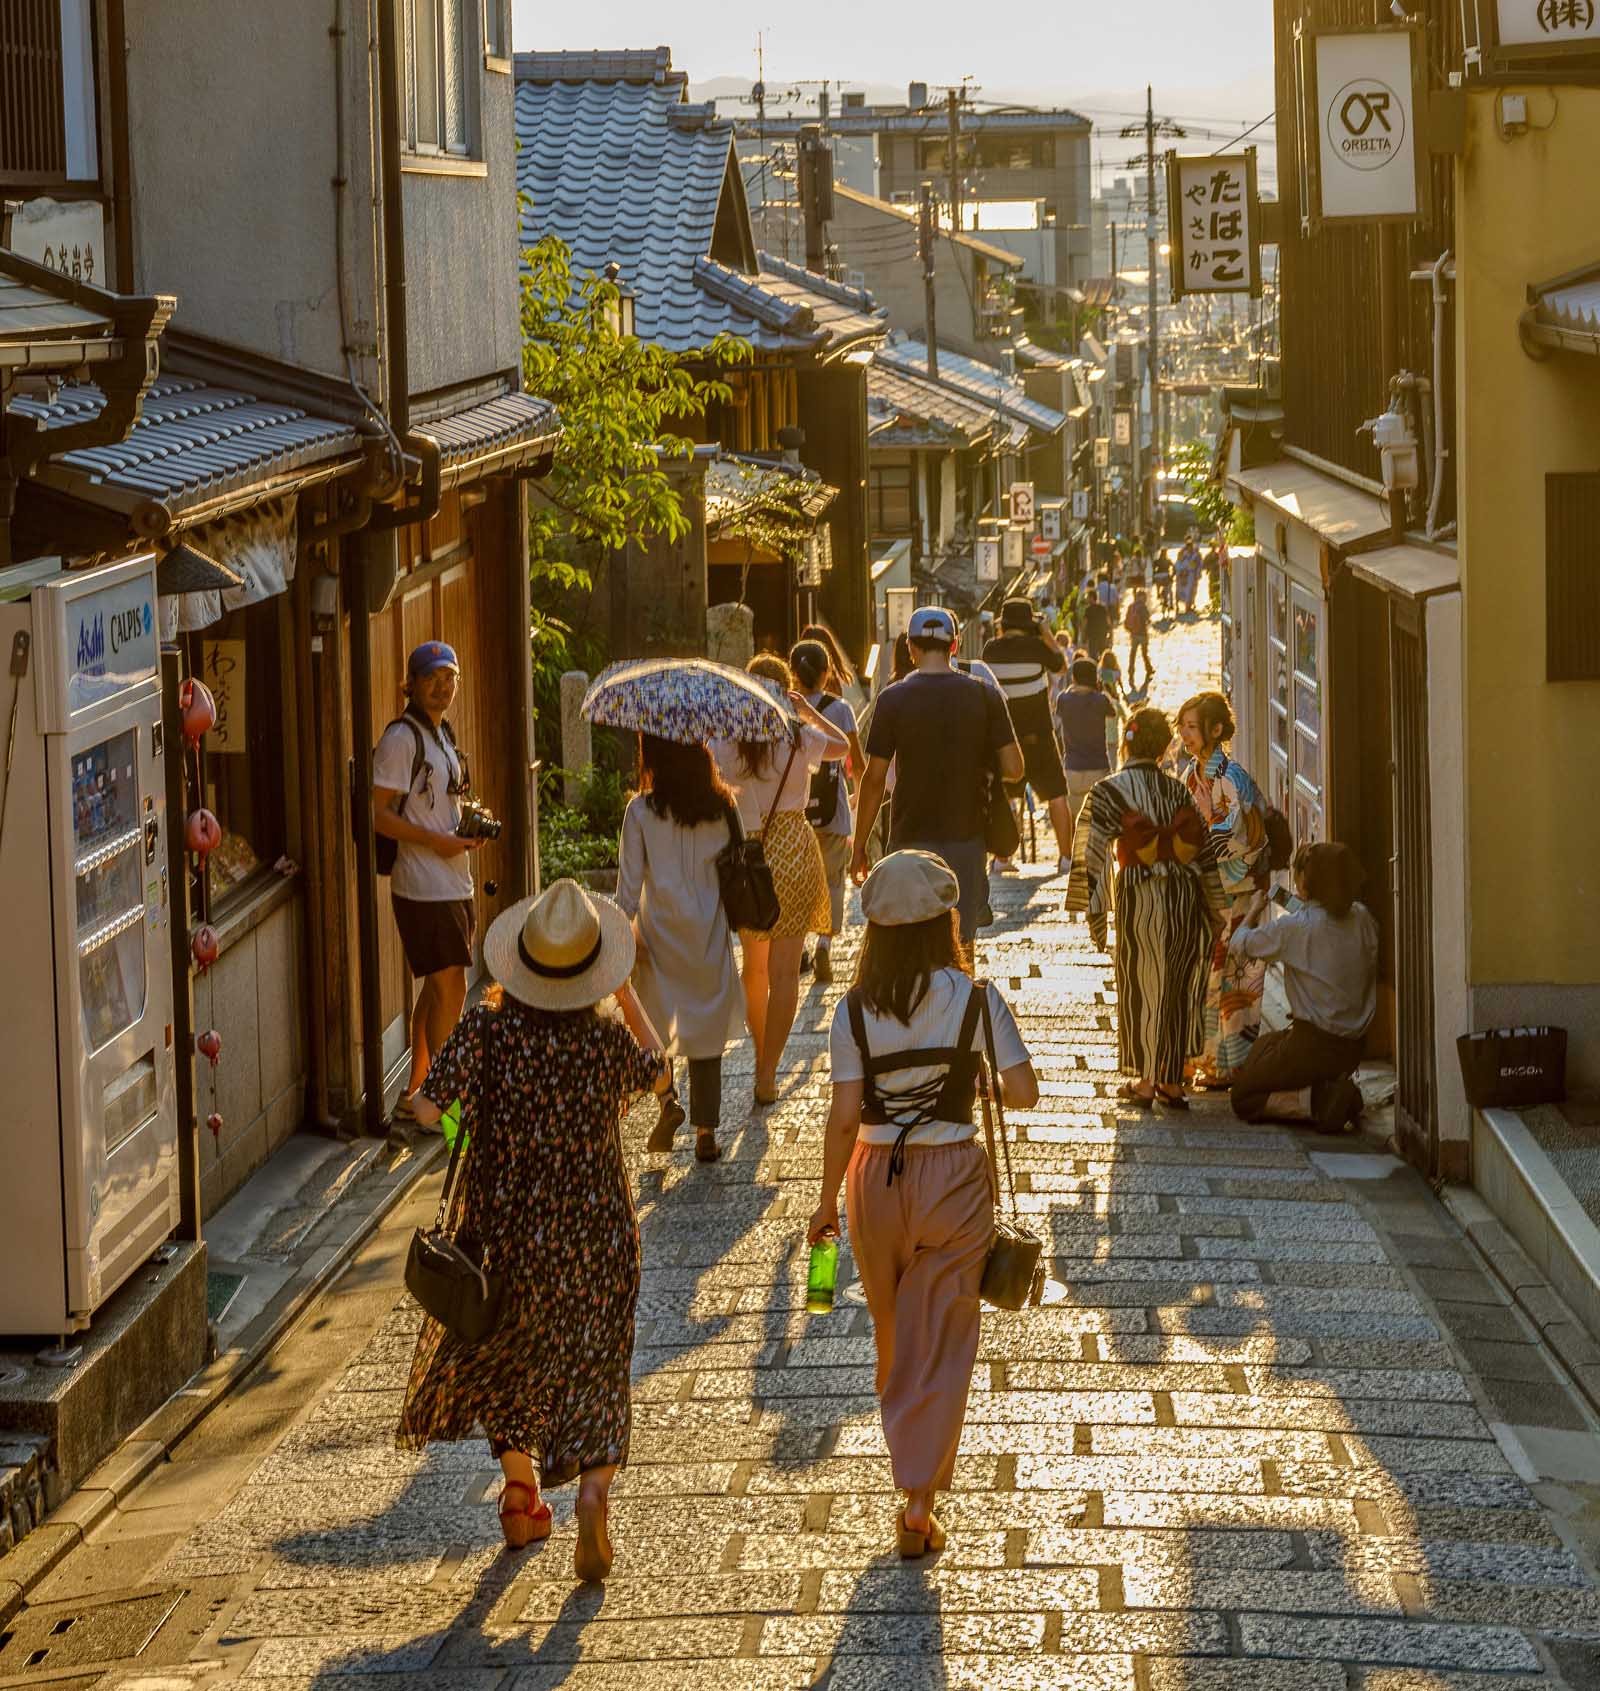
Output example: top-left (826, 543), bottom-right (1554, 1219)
top-left (580, 658), bottom-right (798, 746)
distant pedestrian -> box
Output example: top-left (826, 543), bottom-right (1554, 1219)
top-left (792, 639), bottom-right (865, 987)
top-left (1124, 588), bottom-right (1153, 690)
top-left (617, 734), bottom-right (745, 1163)
top-left (852, 607), bottom-right (1023, 945)
top-left (397, 878), bottom-right (672, 1578)
top-left (1053, 656), bottom-right (1117, 855)
top-left (1097, 649), bottom-right (1127, 764)
top-left (983, 597), bottom-right (1074, 876)
top-left (1228, 842), bottom-right (1376, 1133)
top-left (799, 620), bottom-right (857, 698)
top-left (1066, 707), bottom-right (1225, 1110)
top-left (1083, 587), bottom-right (1113, 664)
top-left (1153, 547), bottom-right (1173, 613)
top-left (1176, 692), bottom-right (1272, 1087)
top-left (1177, 540), bottom-right (1200, 615)
top-left (808, 850), bottom-right (1039, 1558)
top-left (712, 656), bottom-right (849, 1105)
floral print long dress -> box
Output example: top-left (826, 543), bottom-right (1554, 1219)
top-left (396, 998), bottom-right (661, 1486)
top-left (1183, 747), bottom-right (1272, 1081)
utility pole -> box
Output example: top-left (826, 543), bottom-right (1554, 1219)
top-left (919, 181), bottom-right (939, 380)
top-left (946, 88), bottom-right (962, 235)
top-left (798, 126), bottom-right (825, 272)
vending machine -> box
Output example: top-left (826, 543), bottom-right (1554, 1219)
top-left (0, 553), bottom-right (179, 1335)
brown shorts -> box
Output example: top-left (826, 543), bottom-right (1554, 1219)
top-left (393, 895), bottom-right (475, 977)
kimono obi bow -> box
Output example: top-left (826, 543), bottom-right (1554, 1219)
top-left (1115, 805), bottom-right (1207, 870)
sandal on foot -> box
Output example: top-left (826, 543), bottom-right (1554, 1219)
top-left (896, 1510), bottom-right (948, 1559)
top-left (498, 1481), bottom-right (552, 1550)
top-left (694, 1126), bottom-right (721, 1163)
top-left (648, 1091), bottom-right (686, 1152)
top-left (1155, 1089), bottom-right (1191, 1112)
top-left (1115, 1083), bottom-right (1154, 1113)
top-left (574, 1487), bottom-right (613, 1582)
top-left (753, 1084), bottom-right (779, 1107)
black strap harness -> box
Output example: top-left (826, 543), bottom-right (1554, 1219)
top-left (845, 980), bottom-right (987, 1187)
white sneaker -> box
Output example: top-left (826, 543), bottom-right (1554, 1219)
top-left (1057, 855), bottom-right (1071, 877)
top-left (993, 858), bottom-right (1017, 874)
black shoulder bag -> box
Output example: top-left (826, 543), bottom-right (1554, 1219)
top-left (975, 984), bottom-right (1045, 1311)
top-left (715, 735), bottom-right (799, 934)
top-left (403, 1043), bottom-right (503, 1343)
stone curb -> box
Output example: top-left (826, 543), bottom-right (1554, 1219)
top-left (0, 1137), bottom-right (446, 1627)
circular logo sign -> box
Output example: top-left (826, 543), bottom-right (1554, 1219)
top-left (1327, 77), bottom-right (1404, 170)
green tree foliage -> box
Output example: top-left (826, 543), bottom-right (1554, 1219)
top-left (1172, 438), bottom-right (1253, 546)
top-left (518, 233), bottom-right (751, 758)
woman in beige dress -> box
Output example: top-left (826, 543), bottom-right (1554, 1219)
top-left (712, 654), bottom-right (847, 1105)
top-left (807, 851), bottom-right (1039, 1556)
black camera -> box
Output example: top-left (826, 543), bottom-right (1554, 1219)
top-left (456, 799), bottom-right (503, 841)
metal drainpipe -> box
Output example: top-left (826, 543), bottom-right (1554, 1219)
top-left (347, 0), bottom-right (413, 1135)
top-left (1426, 250), bottom-right (1454, 541)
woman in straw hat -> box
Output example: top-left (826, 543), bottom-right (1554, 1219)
top-left (397, 878), bottom-right (671, 1583)
top-left (807, 850), bottom-right (1040, 1558)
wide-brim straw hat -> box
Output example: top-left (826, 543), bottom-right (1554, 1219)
top-left (484, 877), bottom-right (636, 1011)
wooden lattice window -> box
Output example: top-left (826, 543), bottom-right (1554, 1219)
top-left (1547, 471), bottom-right (1600, 682)
top-left (0, 0), bottom-right (98, 185)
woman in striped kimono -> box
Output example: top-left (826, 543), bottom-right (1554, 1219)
top-left (1067, 707), bottom-right (1226, 1109)
top-left (1176, 692), bottom-right (1272, 1087)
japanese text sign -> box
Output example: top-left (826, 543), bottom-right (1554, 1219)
top-left (975, 538), bottom-right (1000, 583)
top-left (1041, 505), bottom-right (1062, 541)
top-left (1166, 150), bottom-right (1261, 299)
top-left (202, 640), bottom-right (247, 754)
top-left (1298, 24), bottom-right (1423, 226)
top-left (1113, 412), bottom-right (1132, 449)
top-left (1497, 0), bottom-right (1599, 45)
top-left (1009, 483), bottom-right (1035, 525)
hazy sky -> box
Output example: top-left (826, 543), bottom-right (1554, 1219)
top-left (511, 0), bottom-right (1279, 183)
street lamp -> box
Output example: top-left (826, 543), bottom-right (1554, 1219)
top-left (601, 261), bottom-right (636, 338)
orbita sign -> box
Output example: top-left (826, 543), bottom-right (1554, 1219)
top-left (1297, 22), bottom-right (1424, 227)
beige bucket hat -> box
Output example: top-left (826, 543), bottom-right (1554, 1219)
top-left (859, 849), bottom-right (959, 928)
top-left (484, 878), bottom-right (636, 1011)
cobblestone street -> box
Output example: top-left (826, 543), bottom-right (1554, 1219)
top-left (25, 608), bottom-right (1600, 1690)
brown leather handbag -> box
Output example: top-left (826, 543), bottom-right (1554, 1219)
top-left (976, 987), bottom-right (1046, 1311)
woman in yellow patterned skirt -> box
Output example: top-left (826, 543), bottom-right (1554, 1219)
top-left (713, 654), bottom-right (848, 1105)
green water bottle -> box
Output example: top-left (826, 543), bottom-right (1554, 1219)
top-left (441, 1098), bottom-right (468, 1153)
top-left (806, 1237), bottom-right (839, 1315)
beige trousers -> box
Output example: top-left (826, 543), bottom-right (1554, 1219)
top-left (846, 1138), bottom-right (993, 1493)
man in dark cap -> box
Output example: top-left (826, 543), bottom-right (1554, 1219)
top-left (982, 598), bottom-right (1073, 876)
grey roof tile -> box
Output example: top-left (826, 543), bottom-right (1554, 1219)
top-left (878, 338), bottom-right (1067, 437)
top-left (423, 391), bottom-right (560, 464)
top-left (0, 272), bottom-right (114, 342)
top-left (867, 363), bottom-right (1000, 444)
top-left (7, 374), bottom-right (360, 514)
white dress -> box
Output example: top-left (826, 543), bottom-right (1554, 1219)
top-left (615, 796), bottom-right (744, 1060)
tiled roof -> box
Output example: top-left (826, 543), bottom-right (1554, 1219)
top-left (1014, 336), bottom-right (1074, 371)
top-left (0, 271), bottom-right (114, 349)
top-left (1527, 264), bottom-right (1600, 357)
top-left (514, 58), bottom-right (882, 358)
top-left (867, 363), bottom-right (1002, 446)
top-left (9, 375), bottom-right (360, 518)
top-left (422, 391), bottom-right (562, 469)
top-left (878, 338), bottom-right (1067, 438)
top-left (753, 252), bottom-right (886, 350)
top-left (704, 453), bottom-right (838, 532)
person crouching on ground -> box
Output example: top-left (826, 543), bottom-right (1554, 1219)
top-left (1226, 842), bottom-right (1377, 1133)
top-left (396, 879), bottom-right (671, 1581)
top-left (807, 851), bottom-right (1038, 1557)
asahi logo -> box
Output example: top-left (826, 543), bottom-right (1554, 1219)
top-left (1328, 77), bottom-right (1404, 170)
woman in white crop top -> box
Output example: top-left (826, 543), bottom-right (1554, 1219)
top-left (808, 850), bottom-right (1038, 1560)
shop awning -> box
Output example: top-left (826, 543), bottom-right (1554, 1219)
top-left (1348, 541), bottom-right (1459, 600)
top-left (1232, 458), bottom-right (1388, 552)
top-left (1523, 264), bottom-right (1600, 360)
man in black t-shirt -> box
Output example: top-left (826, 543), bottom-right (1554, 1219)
top-left (983, 597), bottom-right (1072, 877)
top-left (853, 606), bottom-right (1022, 944)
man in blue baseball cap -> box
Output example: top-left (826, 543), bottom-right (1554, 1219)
top-left (851, 606), bottom-right (1023, 945)
top-left (373, 639), bottom-right (481, 1134)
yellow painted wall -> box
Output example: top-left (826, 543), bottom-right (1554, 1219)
top-left (1458, 87), bottom-right (1600, 985)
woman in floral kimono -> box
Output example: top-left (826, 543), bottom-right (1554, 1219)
top-left (1176, 692), bottom-right (1272, 1086)
top-left (1067, 707), bottom-right (1225, 1109)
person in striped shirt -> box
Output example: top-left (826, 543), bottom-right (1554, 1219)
top-left (982, 598), bottom-right (1073, 876)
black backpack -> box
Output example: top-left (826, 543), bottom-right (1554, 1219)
top-left (359, 709), bottom-right (456, 875)
top-left (804, 693), bottom-right (844, 827)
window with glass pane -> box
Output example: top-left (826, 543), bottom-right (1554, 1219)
top-left (400, 0), bottom-right (478, 156)
top-left (440, 0), bottom-right (467, 153)
top-left (73, 730), bottom-right (147, 1050)
top-left (870, 463), bottom-right (914, 535)
top-left (484, 0), bottom-right (508, 58)
top-left (187, 600), bottom-right (287, 911)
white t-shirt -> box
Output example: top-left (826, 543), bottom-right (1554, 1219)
top-left (830, 969), bottom-right (1030, 1147)
top-left (804, 691), bottom-right (858, 835)
top-left (712, 725), bottom-right (827, 831)
top-left (372, 714), bottom-right (472, 901)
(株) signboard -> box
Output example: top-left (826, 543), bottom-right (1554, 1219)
top-left (1166, 150), bottom-right (1261, 299)
top-left (1497, 0), bottom-right (1599, 46)
top-left (1009, 483), bottom-right (1035, 525)
top-left (1297, 23), bottom-right (1424, 228)
top-left (1463, 0), bottom-right (1600, 72)
top-left (975, 538), bottom-right (1000, 583)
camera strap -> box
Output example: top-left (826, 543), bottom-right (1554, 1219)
top-left (404, 704), bottom-right (465, 794)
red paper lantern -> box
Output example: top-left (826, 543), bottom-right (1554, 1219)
top-left (179, 677), bottom-right (217, 745)
top-left (206, 1112), bottom-right (224, 1140)
top-left (191, 924), bottom-right (220, 973)
top-left (196, 1028), bottom-right (222, 1066)
top-left (186, 808), bottom-right (222, 861)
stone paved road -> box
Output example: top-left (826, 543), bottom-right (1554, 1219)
top-left (27, 608), bottom-right (1600, 1690)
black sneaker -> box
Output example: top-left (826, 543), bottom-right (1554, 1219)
top-left (799, 949), bottom-right (814, 975)
top-left (1316, 1077), bottom-right (1364, 1135)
